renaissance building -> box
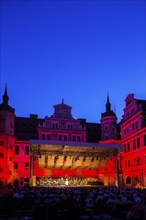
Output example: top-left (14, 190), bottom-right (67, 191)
top-left (0, 86), bottom-right (146, 188)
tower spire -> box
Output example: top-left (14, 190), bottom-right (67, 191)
top-left (2, 83), bottom-right (9, 105)
top-left (106, 92), bottom-right (111, 112)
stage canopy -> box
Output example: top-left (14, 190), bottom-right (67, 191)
top-left (29, 140), bottom-right (122, 170)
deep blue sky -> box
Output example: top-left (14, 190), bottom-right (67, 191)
top-left (0, 0), bottom-right (145, 123)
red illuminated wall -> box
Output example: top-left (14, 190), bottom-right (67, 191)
top-left (0, 89), bottom-right (146, 188)
top-left (120, 94), bottom-right (146, 188)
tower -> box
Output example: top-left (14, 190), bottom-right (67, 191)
top-left (100, 94), bottom-right (117, 140)
top-left (0, 85), bottom-right (15, 185)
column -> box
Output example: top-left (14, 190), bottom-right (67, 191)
top-left (114, 155), bottom-right (118, 187)
top-left (29, 145), bottom-right (33, 186)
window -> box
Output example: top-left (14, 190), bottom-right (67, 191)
top-left (9, 157), bottom-right (12, 161)
top-left (59, 135), bottom-right (62, 141)
top-left (68, 124), bottom-right (73, 129)
top-left (0, 153), bottom-right (4, 158)
top-left (47, 134), bottom-right (51, 140)
top-left (126, 176), bottom-right (131, 184)
top-left (133, 140), bottom-right (136, 150)
top-left (124, 144), bottom-right (126, 153)
top-left (77, 136), bottom-right (81, 142)
top-left (64, 136), bottom-right (67, 141)
top-left (127, 142), bottom-right (130, 152)
top-left (135, 121), bottom-right (138, 128)
top-left (25, 146), bottom-right (29, 155)
top-left (144, 135), bottom-right (146, 146)
top-left (25, 162), bottom-right (29, 169)
top-left (131, 109), bottom-right (134, 114)
top-left (14, 162), bottom-right (18, 169)
top-left (0, 167), bottom-right (3, 172)
top-left (137, 138), bottom-right (140, 148)
top-left (105, 126), bottom-right (108, 130)
top-left (42, 134), bottom-right (45, 140)
top-left (10, 145), bottom-right (13, 150)
top-left (73, 136), bottom-right (76, 141)
top-left (132, 123), bottom-right (135, 130)
top-left (15, 145), bottom-right (19, 155)
top-left (0, 141), bottom-right (4, 146)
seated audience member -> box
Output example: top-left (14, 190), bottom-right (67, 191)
top-left (126, 197), bottom-right (146, 220)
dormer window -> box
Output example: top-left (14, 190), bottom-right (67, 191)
top-left (125, 94), bottom-right (134, 106)
top-left (135, 121), bottom-right (138, 128)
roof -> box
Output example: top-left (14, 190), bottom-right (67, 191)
top-left (53, 99), bottom-right (72, 109)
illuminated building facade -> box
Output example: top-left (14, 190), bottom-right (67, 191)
top-left (120, 94), bottom-right (146, 188)
top-left (0, 86), bottom-right (146, 188)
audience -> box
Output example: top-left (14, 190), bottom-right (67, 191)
top-left (0, 178), bottom-right (146, 220)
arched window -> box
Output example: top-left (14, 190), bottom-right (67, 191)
top-left (126, 176), bottom-right (131, 184)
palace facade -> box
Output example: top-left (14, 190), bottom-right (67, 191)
top-left (0, 86), bottom-right (146, 188)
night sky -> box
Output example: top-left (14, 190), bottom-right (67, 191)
top-left (0, 0), bottom-right (145, 123)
